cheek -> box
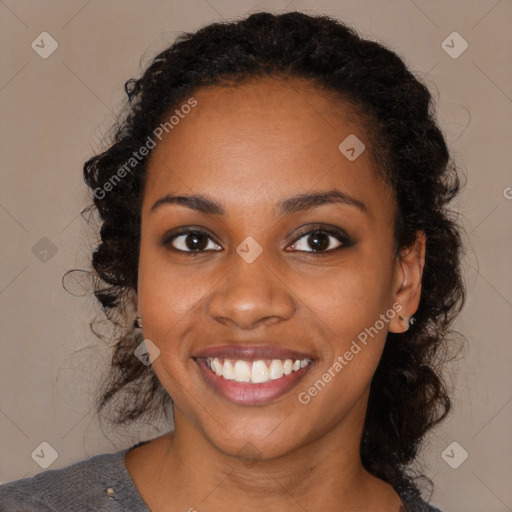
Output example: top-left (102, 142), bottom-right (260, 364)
top-left (136, 251), bottom-right (209, 400)
top-left (298, 260), bottom-right (393, 386)
top-left (136, 243), bottom-right (212, 351)
top-left (301, 264), bottom-right (390, 340)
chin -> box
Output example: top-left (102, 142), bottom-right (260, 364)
top-left (199, 414), bottom-right (308, 462)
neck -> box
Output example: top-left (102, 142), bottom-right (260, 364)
top-left (138, 403), bottom-right (402, 511)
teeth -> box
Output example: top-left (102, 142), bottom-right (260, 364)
top-left (223, 359), bottom-right (235, 380)
top-left (269, 360), bottom-right (284, 380)
top-left (233, 360), bottom-right (251, 382)
top-left (213, 358), bottom-right (223, 376)
top-left (251, 360), bottom-right (269, 383)
top-left (205, 357), bottom-right (312, 383)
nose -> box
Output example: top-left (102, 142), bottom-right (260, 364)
top-left (207, 252), bottom-right (296, 330)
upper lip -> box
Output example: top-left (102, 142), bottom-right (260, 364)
top-left (192, 344), bottom-right (315, 361)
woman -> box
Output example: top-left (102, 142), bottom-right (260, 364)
top-left (1, 11), bottom-right (466, 512)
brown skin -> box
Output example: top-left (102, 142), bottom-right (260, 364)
top-left (125, 76), bottom-right (426, 511)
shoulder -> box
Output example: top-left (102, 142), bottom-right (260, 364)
top-left (0, 442), bottom-right (150, 512)
top-left (0, 475), bottom-right (50, 511)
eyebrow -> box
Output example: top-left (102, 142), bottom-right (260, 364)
top-left (150, 189), bottom-right (368, 216)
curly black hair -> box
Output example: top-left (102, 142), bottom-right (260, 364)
top-left (76, 10), bottom-right (466, 502)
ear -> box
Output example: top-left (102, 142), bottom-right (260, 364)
top-left (388, 230), bottom-right (426, 333)
top-left (127, 287), bottom-right (139, 315)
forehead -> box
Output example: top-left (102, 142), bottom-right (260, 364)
top-left (143, 76), bottom-right (394, 223)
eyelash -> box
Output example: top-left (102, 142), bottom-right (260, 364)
top-left (162, 225), bottom-right (353, 256)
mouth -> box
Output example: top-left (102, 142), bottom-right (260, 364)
top-left (192, 345), bottom-right (315, 405)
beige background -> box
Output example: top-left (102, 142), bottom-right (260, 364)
top-left (1, 1), bottom-right (511, 510)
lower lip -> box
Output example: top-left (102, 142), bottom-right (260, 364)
top-left (194, 358), bottom-right (313, 405)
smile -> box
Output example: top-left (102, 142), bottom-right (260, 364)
top-left (205, 357), bottom-right (313, 383)
top-left (192, 345), bottom-right (316, 405)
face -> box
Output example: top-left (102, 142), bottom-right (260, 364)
top-left (137, 76), bottom-right (411, 460)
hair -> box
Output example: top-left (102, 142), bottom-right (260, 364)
top-left (76, 10), bottom-right (466, 501)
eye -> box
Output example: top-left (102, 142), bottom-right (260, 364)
top-left (165, 229), bottom-right (222, 253)
top-left (287, 227), bottom-right (350, 254)
top-left (163, 226), bottom-right (352, 255)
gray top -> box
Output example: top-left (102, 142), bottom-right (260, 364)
top-left (0, 440), bottom-right (442, 511)
top-left (0, 441), bottom-right (151, 511)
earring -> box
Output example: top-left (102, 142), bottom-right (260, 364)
top-left (134, 315), bottom-right (143, 328)
top-left (398, 314), bottom-right (415, 330)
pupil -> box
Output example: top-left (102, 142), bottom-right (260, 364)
top-left (186, 232), bottom-right (207, 251)
top-left (309, 231), bottom-right (329, 251)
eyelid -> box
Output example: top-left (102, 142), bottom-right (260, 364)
top-left (287, 225), bottom-right (351, 253)
top-left (163, 227), bottom-right (222, 253)
top-left (163, 224), bottom-right (352, 254)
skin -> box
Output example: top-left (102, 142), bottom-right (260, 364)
top-left (125, 76), bottom-right (426, 512)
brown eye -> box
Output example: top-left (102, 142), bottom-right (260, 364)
top-left (165, 230), bottom-right (222, 252)
top-left (288, 227), bottom-right (351, 253)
